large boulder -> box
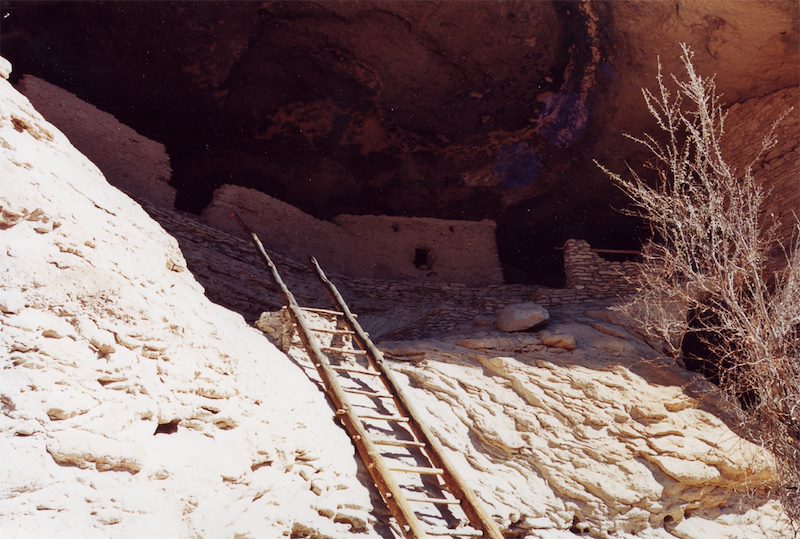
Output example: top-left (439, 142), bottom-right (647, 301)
top-left (495, 302), bottom-right (549, 332)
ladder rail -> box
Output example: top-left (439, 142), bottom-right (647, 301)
top-left (310, 256), bottom-right (504, 539)
top-left (233, 214), bottom-right (428, 539)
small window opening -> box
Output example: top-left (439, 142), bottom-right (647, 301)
top-left (392, 223), bottom-right (400, 232)
top-left (414, 248), bottom-right (432, 270)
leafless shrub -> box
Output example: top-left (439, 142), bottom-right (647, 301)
top-left (596, 44), bottom-right (799, 527)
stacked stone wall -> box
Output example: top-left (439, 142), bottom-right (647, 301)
top-left (563, 239), bottom-right (639, 296)
top-left (723, 86), bottom-right (799, 274)
top-left (202, 184), bottom-right (503, 285)
top-left (142, 201), bottom-right (626, 340)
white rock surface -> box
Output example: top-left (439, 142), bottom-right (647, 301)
top-left (0, 61), bottom-right (381, 539)
top-left (496, 302), bottom-right (550, 332)
top-left (0, 56), bottom-right (11, 80)
top-left (16, 75), bottom-right (176, 208)
top-left (383, 314), bottom-right (790, 538)
top-left (0, 290), bottom-right (24, 314)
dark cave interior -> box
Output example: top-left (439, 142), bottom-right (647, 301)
top-left (2, 0), bottom-right (795, 286)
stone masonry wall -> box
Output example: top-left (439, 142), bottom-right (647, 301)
top-left (333, 214), bottom-right (503, 284)
top-left (722, 86), bottom-right (799, 274)
top-left (202, 184), bottom-right (358, 274)
top-left (17, 71), bottom-right (631, 336)
top-left (16, 75), bottom-right (175, 207)
top-left (203, 184), bottom-right (503, 285)
top-left (563, 239), bottom-right (639, 296)
top-left (142, 200), bottom-right (624, 340)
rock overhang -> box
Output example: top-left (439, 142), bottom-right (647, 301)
top-left (1, 0), bottom-right (797, 284)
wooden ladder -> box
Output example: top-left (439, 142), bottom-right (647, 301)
top-left (236, 216), bottom-right (503, 539)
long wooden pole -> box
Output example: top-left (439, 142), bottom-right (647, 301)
top-left (310, 257), bottom-right (504, 539)
top-left (232, 214), bottom-right (427, 539)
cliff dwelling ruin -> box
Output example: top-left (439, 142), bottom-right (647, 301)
top-left (1, 1), bottom-right (798, 538)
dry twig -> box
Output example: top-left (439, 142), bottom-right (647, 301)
top-left (596, 43), bottom-right (799, 528)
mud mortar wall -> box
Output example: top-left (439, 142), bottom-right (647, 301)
top-left (203, 184), bottom-right (503, 285)
top-left (334, 214), bottom-right (503, 284)
top-left (202, 184), bottom-right (358, 273)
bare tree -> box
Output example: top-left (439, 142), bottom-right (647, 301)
top-left (596, 44), bottom-right (799, 526)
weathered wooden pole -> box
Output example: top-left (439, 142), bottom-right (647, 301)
top-left (232, 214), bottom-right (428, 538)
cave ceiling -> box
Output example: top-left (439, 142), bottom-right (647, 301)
top-left (2, 0), bottom-right (797, 282)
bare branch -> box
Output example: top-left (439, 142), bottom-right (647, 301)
top-left (595, 44), bottom-right (800, 528)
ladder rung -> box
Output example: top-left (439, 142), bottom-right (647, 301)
top-left (358, 413), bottom-right (410, 423)
top-left (299, 307), bottom-right (357, 317)
top-left (389, 465), bottom-right (443, 475)
top-left (322, 347), bottom-right (367, 355)
top-left (343, 388), bottom-right (393, 399)
top-left (426, 528), bottom-right (484, 537)
top-left (406, 496), bottom-right (461, 505)
top-left (330, 365), bottom-right (381, 376)
top-left (310, 327), bottom-right (355, 335)
top-left (372, 437), bottom-right (426, 448)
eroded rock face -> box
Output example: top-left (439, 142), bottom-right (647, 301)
top-left (0, 65), bottom-right (382, 538)
top-left (382, 311), bottom-right (789, 538)
top-left (1, 0), bottom-right (573, 217)
top-left (17, 75), bottom-right (175, 207)
top-left (3, 1), bottom-right (796, 283)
